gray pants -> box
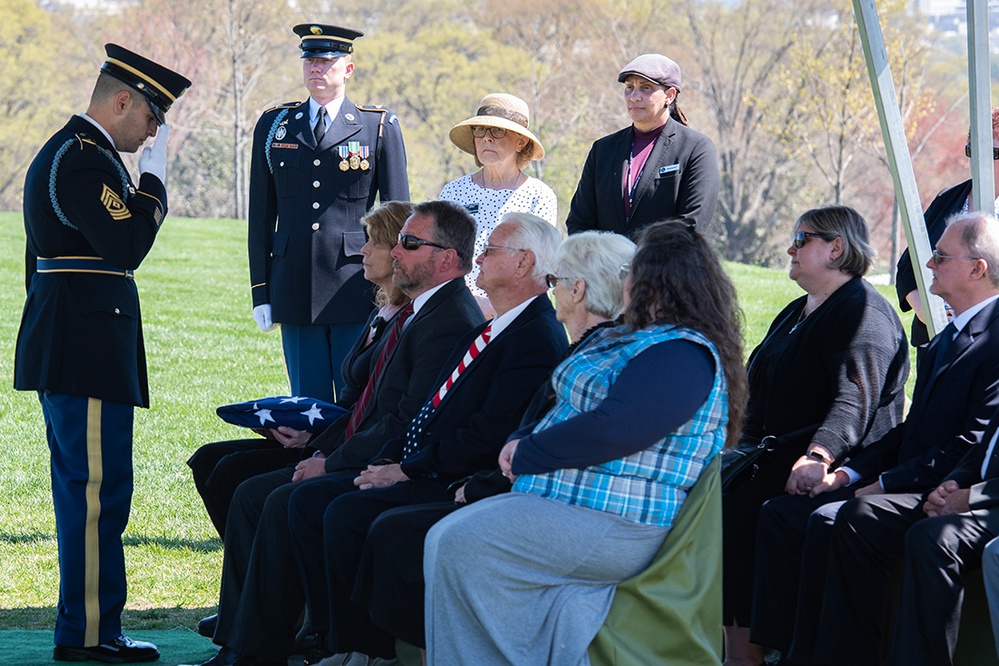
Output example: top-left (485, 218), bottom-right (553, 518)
top-left (983, 536), bottom-right (999, 658)
top-left (424, 492), bottom-right (667, 666)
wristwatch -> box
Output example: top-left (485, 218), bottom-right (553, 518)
top-left (805, 450), bottom-right (830, 464)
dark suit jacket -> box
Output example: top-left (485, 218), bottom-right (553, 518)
top-left (247, 97), bottom-right (409, 325)
top-left (943, 412), bottom-right (999, 533)
top-left (895, 180), bottom-right (972, 347)
top-left (565, 118), bottom-right (719, 236)
top-left (376, 295), bottom-right (569, 484)
top-left (335, 305), bottom-right (399, 410)
top-left (314, 278), bottom-right (485, 472)
top-left (846, 297), bottom-right (999, 492)
top-left (15, 115), bottom-right (167, 407)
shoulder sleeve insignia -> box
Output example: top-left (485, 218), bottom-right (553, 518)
top-left (100, 183), bottom-right (132, 220)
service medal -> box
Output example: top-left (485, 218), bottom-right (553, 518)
top-left (349, 155), bottom-right (360, 170)
top-left (338, 145), bottom-right (350, 171)
top-left (359, 146), bottom-right (370, 171)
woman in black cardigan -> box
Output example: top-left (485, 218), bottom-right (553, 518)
top-left (722, 206), bottom-right (910, 666)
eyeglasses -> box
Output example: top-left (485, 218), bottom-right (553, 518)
top-left (480, 244), bottom-right (525, 258)
top-left (397, 234), bottom-right (448, 251)
top-left (792, 231), bottom-right (837, 249)
top-left (619, 263), bottom-right (631, 280)
top-left (471, 126), bottom-right (508, 140)
top-left (545, 275), bottom-right (580, 288)
top-left (931, 247), bottom-right (980, 264)
top-left (964, 144), bottom-right (999, 160)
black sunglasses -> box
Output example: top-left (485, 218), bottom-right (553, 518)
top-left (793, 231), bottom-right (837, 249)
top-left (965, 144), bottom-right (999, 160)
top-left (397, 235), bottom-right (448, 251)
top-left (545, 275), bottom-right (580, 289)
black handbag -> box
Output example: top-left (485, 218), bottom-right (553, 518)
top-left (720, 424), bottom-right (820, 493)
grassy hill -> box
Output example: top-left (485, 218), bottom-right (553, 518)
top-left (0, 213), bottom-right (918, 629)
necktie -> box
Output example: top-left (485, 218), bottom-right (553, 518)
top-left (402, 324), bottom-right (493, 459)
top-left (928, 321), bottom-right (957, 379)
top-left (344, 303), bottom-right (414, 439)
top-left (313, 106), bottom-right (328, 144)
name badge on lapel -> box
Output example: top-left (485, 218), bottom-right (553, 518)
top-left (659, 164), bottom-right (680, 176)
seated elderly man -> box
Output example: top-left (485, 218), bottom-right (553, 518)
top-left (188, 200), bottom-right (486, 666)
top-left (286, 213), bottom-right (570, 666)
top-left (350, 231), bottom-right (637, 661)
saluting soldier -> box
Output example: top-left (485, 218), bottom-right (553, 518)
top-left (248, 23), bottom-right (410, 403)
top-left (14, 44), bottom-right (190, 663)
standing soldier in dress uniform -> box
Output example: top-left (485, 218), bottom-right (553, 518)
top-left (248, 23), bottom-right (410, 404)
top-left (13, 44), bottom-right (190, 663)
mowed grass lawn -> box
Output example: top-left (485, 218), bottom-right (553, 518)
top-left (0, 212), bottom-right (918, 631)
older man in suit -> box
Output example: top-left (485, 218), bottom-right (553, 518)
top-left (751, 212), bottom-right (999, 666)
top-left (286, 213), bottom-right (569, 665)
top-left (248, 23), bottom-right (409, 403)
top-left (879, 415), bottom-right (999, 666)
top-left (192, 201), bottom-right (483, 666)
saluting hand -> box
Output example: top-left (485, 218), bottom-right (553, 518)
top-left (139, 124), bottom-right (170, 183)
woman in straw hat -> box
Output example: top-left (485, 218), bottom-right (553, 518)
top-left (442, 93), bottom-right (558, 312)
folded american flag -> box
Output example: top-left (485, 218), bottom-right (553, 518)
top-left (216, 396), bottom-right (347, 433)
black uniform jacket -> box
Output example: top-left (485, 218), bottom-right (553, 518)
top-left (15, 115), bottom-right (166, 407)
top-left (565, 118), bottom-right (719, 236)
top-left (247, 97), bottom-right (410, 326)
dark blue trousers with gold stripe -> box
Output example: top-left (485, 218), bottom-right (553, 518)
top-left (39, 390), bottom-right (133, 648)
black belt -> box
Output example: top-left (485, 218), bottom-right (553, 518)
top-left (36, 257), bottom-right (134, 279)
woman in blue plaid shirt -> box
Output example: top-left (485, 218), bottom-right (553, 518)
top-left (423, 220), bottom-right (748, 665)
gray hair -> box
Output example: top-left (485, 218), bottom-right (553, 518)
top-left (794, 205), bottom-right (875, 277)
top-left (948, 211), bottom-right (999, 287)
top-left (497, 212), bottom-right (563, 285)
top-left (557, 231), bottom-right (636, 319)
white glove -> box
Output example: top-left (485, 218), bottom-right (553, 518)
top-left (253, 304), bottom-right (276, 332)
top-left (139, 124), bottom-right (170, 184)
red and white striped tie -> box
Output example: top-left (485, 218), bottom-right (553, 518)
top-left (432, 324), bottom-right (492, 408)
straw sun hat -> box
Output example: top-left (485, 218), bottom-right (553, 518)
top-left (448, 93), bottom-right (545, 165)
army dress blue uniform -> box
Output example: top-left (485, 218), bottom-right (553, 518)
top-left (247, 96), bottom-right (409, 402)
top-left (13, 43), bottom-right (189, 661)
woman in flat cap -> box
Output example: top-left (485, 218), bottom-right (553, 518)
top-left (441, 93), bottom-right (558, 314)
top-left (566, 53), bottom-right (720, 237)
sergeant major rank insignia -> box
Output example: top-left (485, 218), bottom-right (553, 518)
top-left (100, 184), bottom-right (131, 220)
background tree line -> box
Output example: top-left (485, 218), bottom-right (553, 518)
top-left (6, 0), bottom-right (984, 271)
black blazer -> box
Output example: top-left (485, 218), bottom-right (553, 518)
top-left (336, 305), bottom-right (403, 409)
top-left (565, 119), bottom-right (719, 236)
top-left (847, 297), bottom-right (999, 491)
top-left (895, 180), bottom-right (972, 346)
top-left (15, 115), bottom-right (167, 407)
top-left (378, 295), bottom-right (569, 485)
top-left (247, 97), bottom-right (410, 326)
top-left (314, 278), bottom-right (485, 472)
top-left (944, 412), bottom-right (999, 533)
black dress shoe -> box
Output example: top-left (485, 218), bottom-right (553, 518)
top-left (53, 635), bottom-right (159, 663)
top-left (196, 613), bottom-right (218, 638)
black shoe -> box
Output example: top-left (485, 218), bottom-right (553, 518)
top-left (179, 646), bottom-right (240, 666)
top-left (53, 635), bottom-right (159, 663)
top-left (196, 613), bottom-right (218, 638)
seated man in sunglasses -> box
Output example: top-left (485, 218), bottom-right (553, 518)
top-left (751, 211), bottom-right (999, 666)
top-left (190, 200), bottom-right (485, 666)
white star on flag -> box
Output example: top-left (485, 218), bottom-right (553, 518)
top-left (301, 403), bottom-right (325, 426)
top-left (280, 396), bottom-right (306, 404)
top-left (254, 408), bottom-right (275, 425)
